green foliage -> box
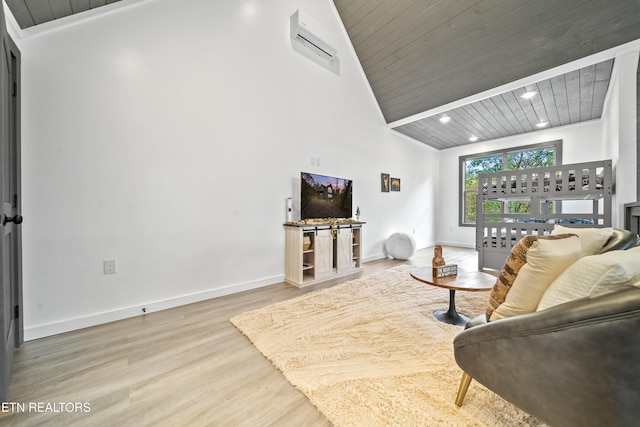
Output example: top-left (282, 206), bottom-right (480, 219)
top-left (463, 147), bottom-right (556, 224)
top-left (507, 148), bottom-right (555, 170)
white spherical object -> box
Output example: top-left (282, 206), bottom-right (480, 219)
top-left (385, 233), bottom-right (416, 260)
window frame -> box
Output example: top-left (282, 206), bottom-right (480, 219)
top-left (458, 140), bottom-right (563, 227)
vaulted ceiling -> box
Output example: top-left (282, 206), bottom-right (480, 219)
top-left (5, 0), bottom-right (121, 29)
top-left (333, 0), bottom-right (640, 149)
top-left (5, 0), bottom-right (640, 150)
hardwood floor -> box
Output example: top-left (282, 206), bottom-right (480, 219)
top-left (1, 246), bottom-right (479, 426)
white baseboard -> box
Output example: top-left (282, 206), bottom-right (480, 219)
top-left (363, 253), bottom-right (388, 263)
top-left (24, 274), bottom-right (284, 341)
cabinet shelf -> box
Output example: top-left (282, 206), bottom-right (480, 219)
top-left (285, 222), bottom-right (364, 287)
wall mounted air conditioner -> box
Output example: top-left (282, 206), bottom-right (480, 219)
top-left (290, 10), bottom-right (338, 63)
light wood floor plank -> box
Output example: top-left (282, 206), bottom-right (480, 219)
top-left (1, 246), bottom-right (479, 426)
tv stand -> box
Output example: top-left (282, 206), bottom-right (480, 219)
top-left (284, 222), bottom-right (364, 287)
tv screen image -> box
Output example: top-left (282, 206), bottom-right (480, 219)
top-left (300, 172), bottom-right (352, 220)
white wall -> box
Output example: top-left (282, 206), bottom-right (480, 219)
top-left (12, 0), bottom-right (438, 339)
top-left (436, 120), bottom-right (608, 247)
top-left (602, 50), bottom-right (639, 226)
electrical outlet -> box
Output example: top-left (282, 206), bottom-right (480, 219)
top-left (103, 260), bottom-right (116, 275)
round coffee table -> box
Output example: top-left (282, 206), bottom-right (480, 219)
top-left (410, 266), bottom-right (495, 326)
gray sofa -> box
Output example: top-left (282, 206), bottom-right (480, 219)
top-left (453, 229), bottom-right (640, 427)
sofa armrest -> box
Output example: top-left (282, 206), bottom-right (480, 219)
top-left (454, 286), bottom-right (640, 427)
top-left (598, 228), bottom-right (640, 253)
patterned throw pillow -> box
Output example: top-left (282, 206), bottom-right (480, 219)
top-left (486, 234), bottom-right (579, 321)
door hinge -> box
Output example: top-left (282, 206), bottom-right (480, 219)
top-left (14, 305), bottom-right (19, 319)
top-left (12, 82), bottom-right (16, 97)
top-left (13, 194), bottom-right (18, 208)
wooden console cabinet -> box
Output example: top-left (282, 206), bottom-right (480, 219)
top-left (284, 222), bottom-right (364, 287)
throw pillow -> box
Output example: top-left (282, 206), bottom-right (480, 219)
top-left (537, 249), bottom-right (640, 311)
top-left (551, 225), bottom-right (612, 257)
top-left (488, 234), bottom-right (581, 321)
top-left (486, 234), bottom-right (580, 321)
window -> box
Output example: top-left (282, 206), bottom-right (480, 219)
top-left (459, 141), bottom-right (562, 226)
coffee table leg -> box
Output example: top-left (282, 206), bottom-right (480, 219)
top-left (434, 289), bottom-right (469, 326)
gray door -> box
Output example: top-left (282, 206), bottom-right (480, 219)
top-left (0, 18), bottom-right (22, 401)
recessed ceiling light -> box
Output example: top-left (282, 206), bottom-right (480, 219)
top-left (521, 91), bottom-right (537, 99)
top-left (536, 121), bottom-right (549, 128)
top-left (439, 115), bottom-right (451, 123)
top-left (469, 135), bottom-right (479, 142)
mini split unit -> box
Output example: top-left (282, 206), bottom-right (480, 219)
top-left (290, 9), bottom-right (338, 63)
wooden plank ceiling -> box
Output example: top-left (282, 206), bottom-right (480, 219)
top-left (5, 0), bottom-right (121, 29)
top-left (5, 1), bottom-right (640, 150)
top-left (334, 0), bottom-right (640, 149)
top-left (394, 59), bottom-right (614, 149)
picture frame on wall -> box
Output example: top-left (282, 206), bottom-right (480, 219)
top-left (391, 177), bottom-right (401, 191)
top-left (381, 173), bottom-right (390, 192)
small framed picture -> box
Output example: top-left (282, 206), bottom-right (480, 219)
top-left (391, 177), bottom-right (401, 191)
top-left (381, 173), bottom-right (390, 192)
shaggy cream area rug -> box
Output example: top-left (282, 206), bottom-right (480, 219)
top-left (231, 266), bottom-right (544, 427)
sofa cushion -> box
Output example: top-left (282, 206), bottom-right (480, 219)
top-left (487, 234), bottom-right (581, 321)
top-left (551, 225), bottom-right (612, 257)
top-left (537, 248), bottom-right (640, 311)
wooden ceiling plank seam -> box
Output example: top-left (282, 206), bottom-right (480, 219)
top-left (579, 64), bottom-right (597, 121)
top-left (471, 101), bottom-right (512, 138)
top-left (449, 107), bottom-right (495, 141)
top-left (48, 0), bottom-right (73, 20)
top-left (360, 0), bottom-right (524, 78)
top-left (337, 0), bottom-right (387, 37)
top-left (70, 0), bottom-right (91, 14)
top-left (418, 119), bottom-right (461, 146)
top-left (527, 90), bottom-right (550, 128)
top-left (513, 87), bottom-right (544, 130)
top-left (536, 79), bottom-right (561, 127)
top-left (490, 93), bottom-right (528, 134)
top-left (5, 0), bottom-right (36, 28)
top-left (332, 0), bottom-right (355, 15)
top-left (397, 121), bottom-right (452, 149)
top-left (590, 60), bottom-right (614, 118)
top-left (541, 1), bottom-right (640, 60)
top-left (24, 0), bottom-right (55, 25)
top-left (334, 0), bottom-right (371, 25)
top-left (594, 58), bottom-right (614, 82)
top-left (359, 0), bottom-right (505, 80)
top-left (590, 79), bottom-right (610, 119)
top-left (500, 92), bottom-right (535, 133)
top-left (564, 69), bottom-right (582, 124)
top-left (394, 126), bottom-right (432, 145)
top-left (377, 35), bottom-right (621, 121)
top-left (369, 0), bottom-right (628, 117)
top-left (341, 0), bottom-right (399, 46)
top-left (434, 114), bottom-right (481, 143)
top-left (366, 0), bottom-right (574, 94)
top-left (351, 0), bottom-right (461, 58)
top-left (549, 74), bottom-right (572, 126)
top-left (582, 17), bottom-right (640, 56)
top-left (478, 98), bottom-right (519, 136)
top-left (377, 33), bottom-right (617, 122)
top-left (462, 104), bottom-right (505, 139)
top-left (356, 0), bottom-right (476, 67)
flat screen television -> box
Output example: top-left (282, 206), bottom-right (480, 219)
top-left (300, 172), bottom-right (352, 220)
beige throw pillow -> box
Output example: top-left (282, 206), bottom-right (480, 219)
top-left (551, 225), bottom-right (612, 257)
top-left (489, 235), bottom-right (581, 321)
top-left (537, 249), bottom-right (640, 311)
